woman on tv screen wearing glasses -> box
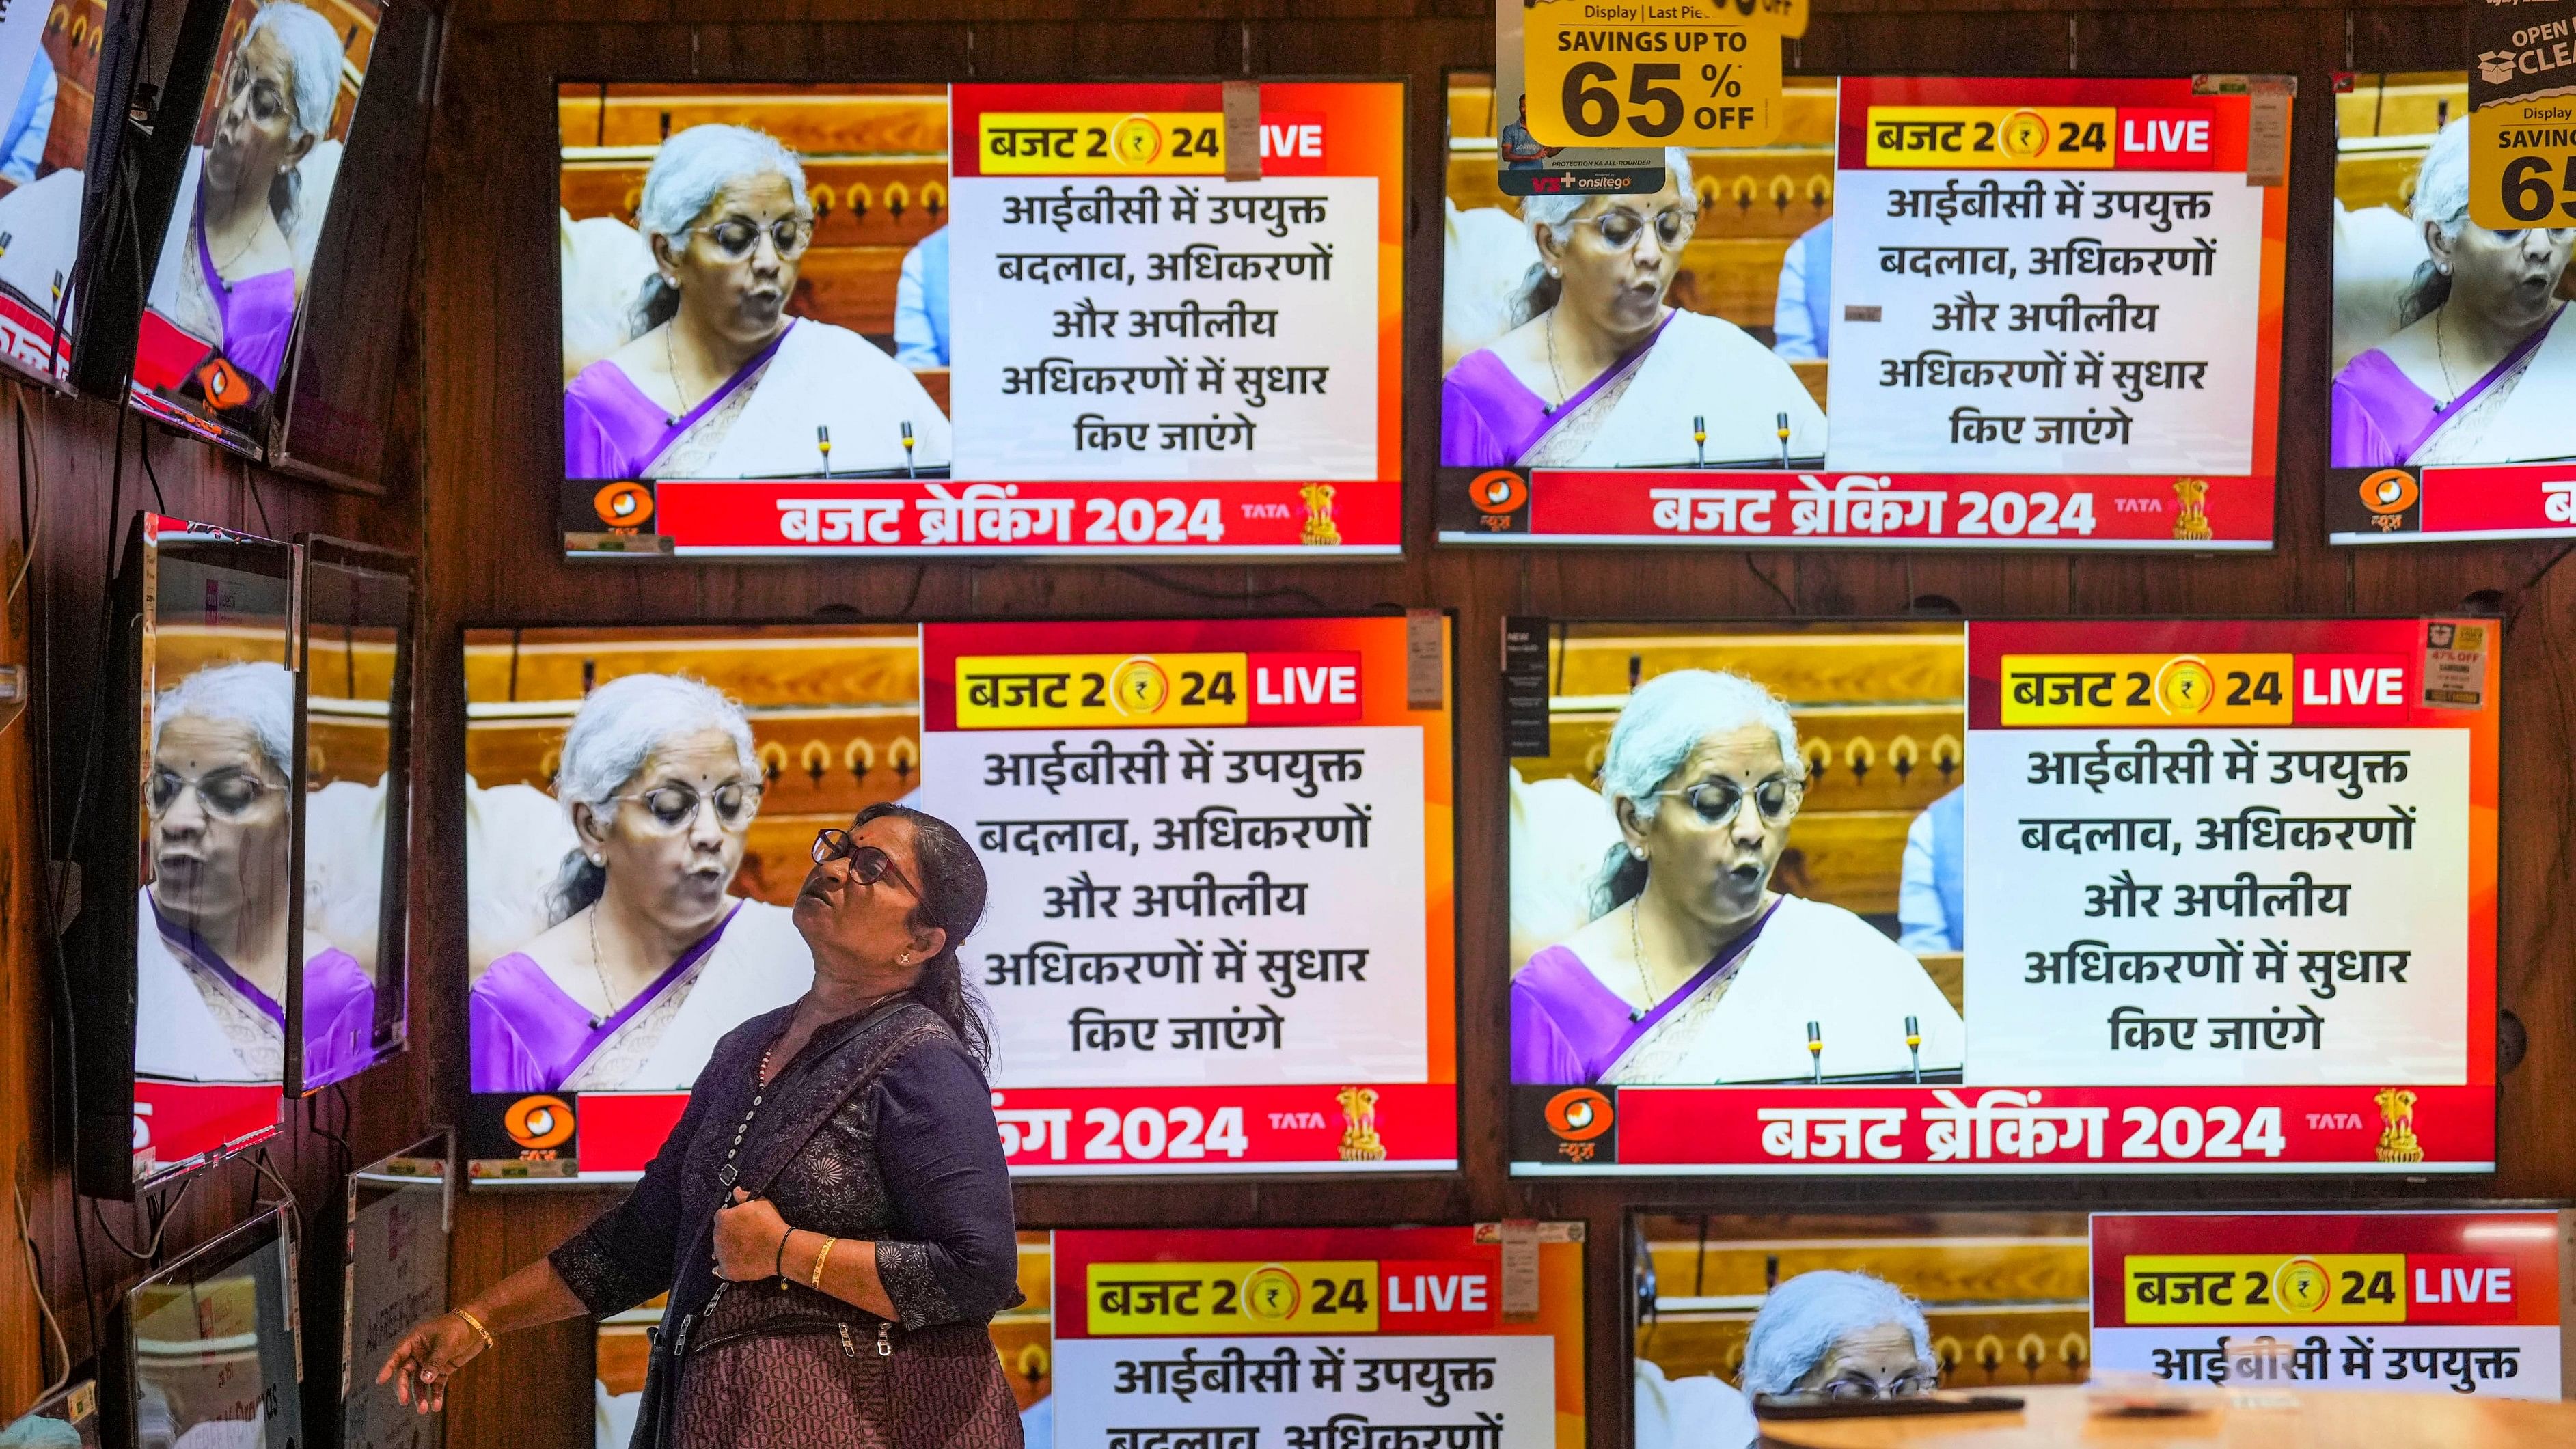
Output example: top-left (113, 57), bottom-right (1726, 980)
top-left (1440, 150), bottom-right (1826, 471)
top-left (469, 673), bottom-right (813, 1093)
top-left (1510, 669), bottom-right (1961, 1087)
top-left (137, 661), bottom-right (374, 1086)
top-left (562, 124), bottom-right (953, 482)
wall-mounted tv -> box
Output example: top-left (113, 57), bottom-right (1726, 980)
top-left (332, 1133), bottom-right (450, 1449)
top-left (460, 615), bottom-right (1455, 1181)
top-left (1437, 72), bottom-right (2292, 551)
top-left (126, 0), bottom-right (393, 458)
top-left (1507, 617), bottom-right (2497, 1175)
top-left (290, 534), bottom-right (414, 1092)
top-left (107, 1206), bottom-right (303, 1449)
top-left (553, 79), bottom-right (1405, 559)
top-left (2323, 72), bottom-right (2576, 544)
top-left (73, 514), bottom-right (296, 1198)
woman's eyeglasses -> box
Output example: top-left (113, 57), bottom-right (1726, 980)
top-left (613, 782), bottom-right (761, 831)
top-left (1569, 208), bottom-right (1697, 251)
top-left (1661, 775), bottom-right (1801, 828)
top-left (148, 768), bottom-right (273, 820)
top-left (810, 829), bottom-right (921, 896)
top-left (1815, 1370), bottom-right (1936, 1401)
top-left (687, 217), bottom-right (815, 260)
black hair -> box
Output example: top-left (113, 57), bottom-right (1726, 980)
top-left (855, 801), bottom-right (994, 1069)
top-left (547, 848), bottom-right (605, 926)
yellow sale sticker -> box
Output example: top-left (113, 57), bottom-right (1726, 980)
top-left (1999, 653), bottom-right (2294, 726)
top-left (2124, 1254), bottom-right (2407, 1324)
top-left (1863, 107), bottom-right (2120, 169)
top-left (955, 653), bottom-right (1248, 728)
top-left (1086, 1260), bottom-right (1380, 1334)
top-left (1520, 0), bottom-right (1782, 148)
top-left (978, 112), bottom-right (1229, 175)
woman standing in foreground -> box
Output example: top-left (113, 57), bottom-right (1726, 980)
top-left (381, 804), bottom-right (1023, 1448)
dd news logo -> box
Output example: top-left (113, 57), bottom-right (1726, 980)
top-left (1543, 1087), bottom-right (1613, 1164)
top-left (504, 1094), bottom-right (577, 1160)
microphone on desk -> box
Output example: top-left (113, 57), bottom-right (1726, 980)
top-left (1806, 1021), bottom-right (1823, 1084)
top-left (901, 420), bottom-right (916, 478)
top-left (1775, 411), bottom-right (1792, 469)
top-left (1906, 1015), bottom-right (1923, 1085)
top-left (1694, 414), bottom-right (1707, 468)
top-left (817, 425), bottom-right (833, 478)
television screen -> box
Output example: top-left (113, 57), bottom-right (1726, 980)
top-left (291, 536), bottom-right (413, 1092)
top-left (2089, 1210), bottom-right (2569, 1399)
top-left (461, 615), bottom-right (1455, 1181)
top-left (0, 0), bottom-right (114, 385)
top-left (1507, 617), bottom-right (2497, 1174)
top-left (109, 516), bottom-right (299, 1191)
top-left (1, 1380), bottom-right (102, 1448)
top-left (113, 1208), bottom-right (303, 1449)
top-left (1054, 1224), bottom-right (1585, 1445)
top-left (128, 0), bottom-right (389, 456)
top-left (337, 1135), bottom-right (449, 1449)
top-left (2324, 73), bottom-right (2576, 542)
top-left (1437, 73), bottom-right (2291, 550)
top-left (1632, 1209), bottom-right (2090, 1439)
top-left (555, 80), bottom-right (1404, 560)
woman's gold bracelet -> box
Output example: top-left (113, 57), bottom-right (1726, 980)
top-left (449, 1306), bottom-right (497, 1350)
top-left (810, 1235), bottom-right (837, 1289)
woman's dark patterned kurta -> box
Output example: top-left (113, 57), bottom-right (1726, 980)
top-left (549, 998), bottom-right (1024, 1448)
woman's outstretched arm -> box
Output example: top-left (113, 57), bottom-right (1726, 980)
top-left (376, 1258), bottom-right (589, 1413)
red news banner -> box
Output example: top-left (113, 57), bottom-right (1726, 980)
top-left (1440, 77), bottom-right (2289, 550)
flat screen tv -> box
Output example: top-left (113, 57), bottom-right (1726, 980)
top-left (107, 1206), bottom-right (303, 1449)
top-left (125, 0), bottom-right (395, 458)
top-left (459, 614), bottom-right (1457, 1182)
top-left (72, 513), bottom-right (297, 1198)
top-left (289, 534), bottom-right (413, 1092)
top-left (1506, 616), bottom-right (2499, 1176)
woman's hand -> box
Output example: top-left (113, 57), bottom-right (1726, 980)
top-left (713, 1187), bottom-right (791, 1281)
top-left (376, 1310), bottom-right (489, 1415)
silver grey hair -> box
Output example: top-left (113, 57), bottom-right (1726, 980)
top-left (154, 661), bottom-right (297, 783)
top-left (1515, 147), bottom-right (1695, 323)
top-left (546, 673), bottom-right (759, 923)
top-left (631, 124), bottom-right (809, 332)
top-left (1740, 1271), bottom-right (1934, 1398)
top-left (1590, 667), bottom-right (1802, 915)
top-left (249, 1), bottom-right (344, 142)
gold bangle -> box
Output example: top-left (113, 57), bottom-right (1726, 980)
top-left (450, 1306), bottom-right (497, 1351)
top-left (810, 1235), bottom-right (836, 1290)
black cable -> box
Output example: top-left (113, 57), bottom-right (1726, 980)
top-left (1743, 553), bottom-right (1796, 613)
top-left (879, 562), bottom-right (927, 619)
top-left (137, 426), bottom-right (166, 515)
top-left (1113, 565), bottom-right (1330, 612)
top-left (87, 1172), bottom-right (193, 1262)
top-left (242, 457), bottom-right (271, 538)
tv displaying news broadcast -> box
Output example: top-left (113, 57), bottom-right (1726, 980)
top-left (128, 0), bottom-right (387, 455)
top-left (462, 616), bottom-right (1455, 1182)
top-left (0, 0), bottom-right (115, 383)
top-left (557, 81), bottom-right (1403, 559)
top-left (1438, 73), bottom-right (2290, 549)
top-left (1507, 618), bottom-right (2497, 1175)
top-left (2327, 72), bottom-right (2576, 542)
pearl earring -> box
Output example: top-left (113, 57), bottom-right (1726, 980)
top-left (1549, 266), bottom-right (1562, 278)
top-left (1630, 844), bottom-right (1646, 861)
